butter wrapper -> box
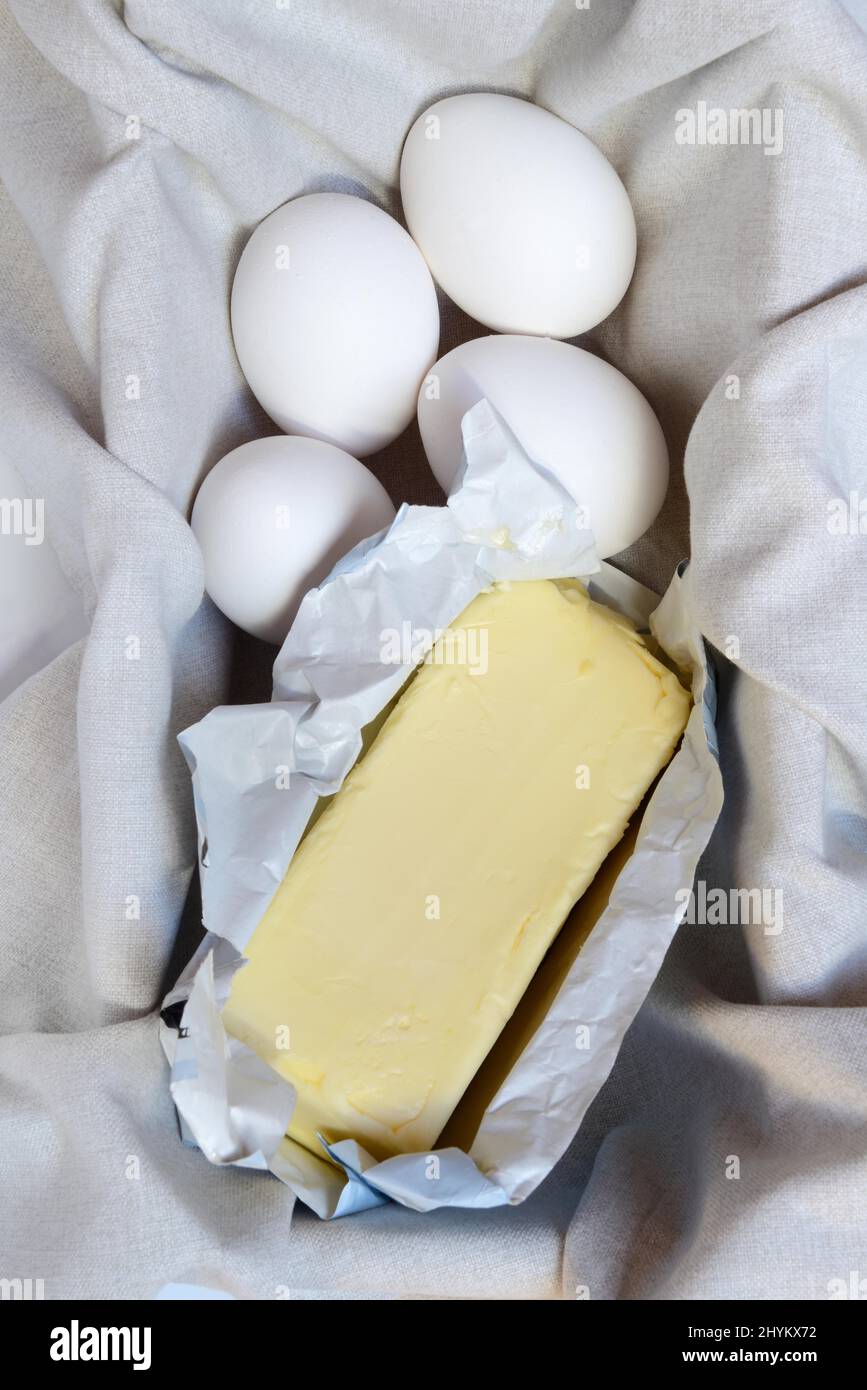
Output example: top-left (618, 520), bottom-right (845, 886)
top-left (161, 400), bottom-right (723, 1218)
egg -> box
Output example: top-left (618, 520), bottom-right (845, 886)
top-left (231, 193), bottom-right (439, 457)
top-left (191, 436), bottom-right (395, 644)
top-left (417, 335), bottom-right (668, 558)
top-left (400, 93), bottom-right (636, 338)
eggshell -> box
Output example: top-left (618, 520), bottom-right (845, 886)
top-left (231, 193), bottom-right (439, 456)
top-left (401, 93), bottom-right (636, 338)
top-left (417, 335), bottom-right (668, 558)
top-left (191, 436), bottom-right (395, 644)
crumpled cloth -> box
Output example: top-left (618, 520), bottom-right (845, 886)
top-left (0, 0), bottom-right (865, 1300)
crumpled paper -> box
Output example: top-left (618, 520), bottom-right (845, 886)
top-left (161, 398), bottom-right (723, 1218)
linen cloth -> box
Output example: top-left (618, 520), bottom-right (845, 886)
top-left (1, 0), bottom-right (865, 1300)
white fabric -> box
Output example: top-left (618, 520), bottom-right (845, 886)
top-left (1, 0), bottom-right (865, 1300)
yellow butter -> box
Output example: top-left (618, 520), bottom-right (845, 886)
top-left (222, 580), bottom-right (690, 1162)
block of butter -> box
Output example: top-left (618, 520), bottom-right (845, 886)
top-left (222, 579), bottom-right (690, 1163)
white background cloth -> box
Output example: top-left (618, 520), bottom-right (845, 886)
top-left (1, 0), bottom-right (865, 1299)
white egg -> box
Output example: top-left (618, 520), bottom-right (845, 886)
top-left (231, 192), bottom-right (439, 456)
top-left (401, 93), bottom-right (636, 338)
top-left (191, 436), bottom-right (395, 644)
top-left (418, 335), bottom-right (668, 558)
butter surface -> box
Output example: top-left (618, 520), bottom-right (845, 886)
top-left (222, 580), bottom-right (690, 1161)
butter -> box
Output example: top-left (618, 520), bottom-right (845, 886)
top-left (222, 580), bottom-right (690, 1162)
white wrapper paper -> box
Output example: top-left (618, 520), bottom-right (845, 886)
top-left (161, 399), bottom-right (723, 1218)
